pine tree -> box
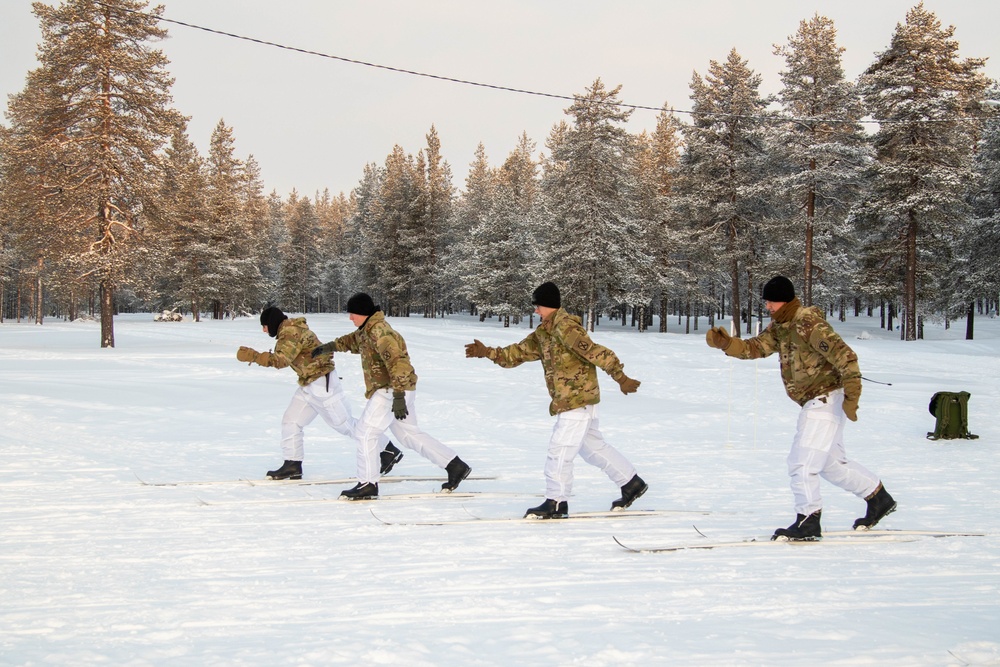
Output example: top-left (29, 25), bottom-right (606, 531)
top-left (150, 124), bottom-right (218, 321)
top-left (964, 92), bottom-right (1000, 338)
top-left (3, 0), bottom-right (182, 346)
top-left (374, 146), bottom-right (417, 314)
top-left (856, 3), bottom-right (989, 340)
top-left (675, 50), bottom-right (772, 335)
top-left (773, 14), bottom-right (869, 307)
top-left (539, 79), bottom-right (648, 330)
top-left (635, 107), bottom-right (684, 332)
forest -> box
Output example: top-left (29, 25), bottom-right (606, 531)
top-left (1, 0), bottom-right (999, 346)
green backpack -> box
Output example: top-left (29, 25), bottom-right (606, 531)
top-left (927, 391), bottom-right (979, 441)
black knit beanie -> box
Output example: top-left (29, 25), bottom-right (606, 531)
top-left (531, 282), bottom-right (561, 309)
top-left (346, 293), bottom-right (378, 317)
top-left (761, 276), bottom-right (795, 303)
top-left (260, 306), bottom-right (287, 338)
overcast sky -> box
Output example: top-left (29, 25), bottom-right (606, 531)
top-left (2, 1), bottom-right (998, 199)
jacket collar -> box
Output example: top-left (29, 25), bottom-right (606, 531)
top-left (771, 298), bottom-right (801, 324)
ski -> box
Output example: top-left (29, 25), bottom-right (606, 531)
top-left (370, 507), bottom-right (703, 526)
top-left (613, 529), bottom-right (984, 553)
top-left (136, 473), bottom-right (497, 487)
top-left (197, 491), bottom-right (536, 506)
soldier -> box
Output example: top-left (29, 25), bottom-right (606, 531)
top-left (237, 306), bottom-right (401, 480)
top-left (465, 281), bottom-right (646, 519)
top-left (312, 293), bottom-right (471, 499)
top-left (705, 276), bottom-right (897, 540)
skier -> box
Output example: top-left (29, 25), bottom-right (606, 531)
top-left (311, 293), bottom-right (472, 499)
top-left (464, 281), bottom-right (646, 519)
top-left (705, 276), bottom-right (896, 540)
top-left (237, 306), bottom-right (402, 480)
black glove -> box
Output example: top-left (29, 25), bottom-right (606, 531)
top-left (392, 390), bottom-right (408, 420)
top-left (311, 342), bottom-right (333, 358)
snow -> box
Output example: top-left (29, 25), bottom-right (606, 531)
top-left (2, 311), bottom-right (998, 666)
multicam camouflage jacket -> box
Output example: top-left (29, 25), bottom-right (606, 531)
top-left (483, 308), bottom-right (628, 416)
top-left (726, 299), bottom-right (861, 406)
top-left (266, 318), bottom-right (334, 387)
top-left (328, 311), bottom-right (417, 398)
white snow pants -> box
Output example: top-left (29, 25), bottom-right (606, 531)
top-left (545, 404), bottom-right (636, 502)
top-left (353, 388), bottom-right (456, 484)
top-left (280, 373), bottom-right (386, 461)
top-left (787, 388), bottom-right (880, 516)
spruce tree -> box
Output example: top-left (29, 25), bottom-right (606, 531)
top-left (539, 79), bottom-right (647, 330)
top-left (856, 3), bottom-right (989, 340)
top-left (675, 50), bottom-right (772, 335)
top-left (773, 14), bottom-right (868, 307)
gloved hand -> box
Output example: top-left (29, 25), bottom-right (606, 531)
top-left (237, 346), bottom-right (258, 363)
top-left (705, 327), bottom-right (732, 350)
top-left (255, 351), bottom-right (272, 367)
top-left (465, 339), bottom-right (490, 358)
top-left (392, 390), bottom-right (408, 420)
top-left (617, 375), bottom-right (640, 395)
top-left (311, 342), bottom-right (333, 359)
top-left (843, 377), bottom-right (861, 422)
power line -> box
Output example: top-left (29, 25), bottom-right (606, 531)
top-left (104, 2), bottom-right (996, 127)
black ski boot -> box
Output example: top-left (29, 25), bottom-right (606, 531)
top-left (853, 483), bottom-right (897, 530)
top-left (380, 443), bottom-right (403, 475)
top-left (772, 510), bottom-right (822, 541)
top-left (340, 482), bottom-right (378, 500)
top-left (266, 460), bottom-right (302, 480)
top-left (611, 474), bottom-right (648, 511)
top-left (441, 457), bottom-right (471, 492)
top-left (524, 499), bottom-right (568, 519)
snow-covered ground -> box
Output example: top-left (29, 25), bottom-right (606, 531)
top-left (1, 309), bottom-right (998, 666)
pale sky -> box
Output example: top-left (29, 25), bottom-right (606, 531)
top-left (2, 1), bottom-right (998, 199)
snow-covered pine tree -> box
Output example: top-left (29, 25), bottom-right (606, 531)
top-left (278, 193), bottom-right (322, 313)
top-left (539, 79), bottom-right (648, 331)
top-left (450, 144), bottom-right (497, 317)
top-left (3, 0), bottom-right (182, 346)
top-left (962, 91), bottom-right (1000, 338)
top-left (634, 107), bottom-right (684, 332)
top-left (150, 125), bottom-right (219, 321)
top-left (675, 50), bottom-right (772, 336)
top-left (205, 119), bottom-right (260, 319)
top-left (408, 126), bottom-right (454, 318)
top-left (342, 163), bottom-right (385, 303)
top-left (772, 14), bottom-right (869, 308)
top-left (375, 145), bottom-right (418, 315)
top-left (314, 189), bottom-right (352, 312)
top-left (856, 3), bottom-right (989, 340)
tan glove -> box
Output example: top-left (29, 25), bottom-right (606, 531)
top-left (705, 327), bottom-right (731, 349)
top-left (465, 339), bottom-right (490, 358)
top-left (617, 375), bottom-right (640, 395)
top-left (254, 351), bottom-right (273, 367)
top-left (843, 377), bottom-right (861, 422)
top-left (706, 327), bottom-right (746, 356)
top-left (237, 346), bottom-right (258, 364)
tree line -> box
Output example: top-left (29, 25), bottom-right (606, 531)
top-left (1, 1), bottom-right (998, 346)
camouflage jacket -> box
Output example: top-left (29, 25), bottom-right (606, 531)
top-left (265, 317), bottom-right (334, 387)
top-left (727, 300), bottom-right (861, 406)
top-left (484, 308), bottom-right (627, 415)
top-left (329, 311), bottom-right (417, 398)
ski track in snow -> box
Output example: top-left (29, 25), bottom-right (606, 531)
top-left (1, 312), bottom-right (999, 665)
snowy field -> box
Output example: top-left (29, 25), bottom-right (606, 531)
top-left (1, 308), bottom-right (999, 666)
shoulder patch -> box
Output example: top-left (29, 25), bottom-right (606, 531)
top-left (575, 338), bottom-right (592, 353)
top-left (819, 340), bottom-right (829, 353)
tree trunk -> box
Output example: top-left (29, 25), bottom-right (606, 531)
top-left (904, 211), bottom-right (918, 341)
top-left (100, 278), bottom-right (115, 348)
top-left (966, 301), bottom-right (975, 340)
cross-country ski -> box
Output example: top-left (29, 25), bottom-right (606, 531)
top-left (613, 529), bottom-right (985, 553)
top-left (371, 507), bottom-right (706, 526)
